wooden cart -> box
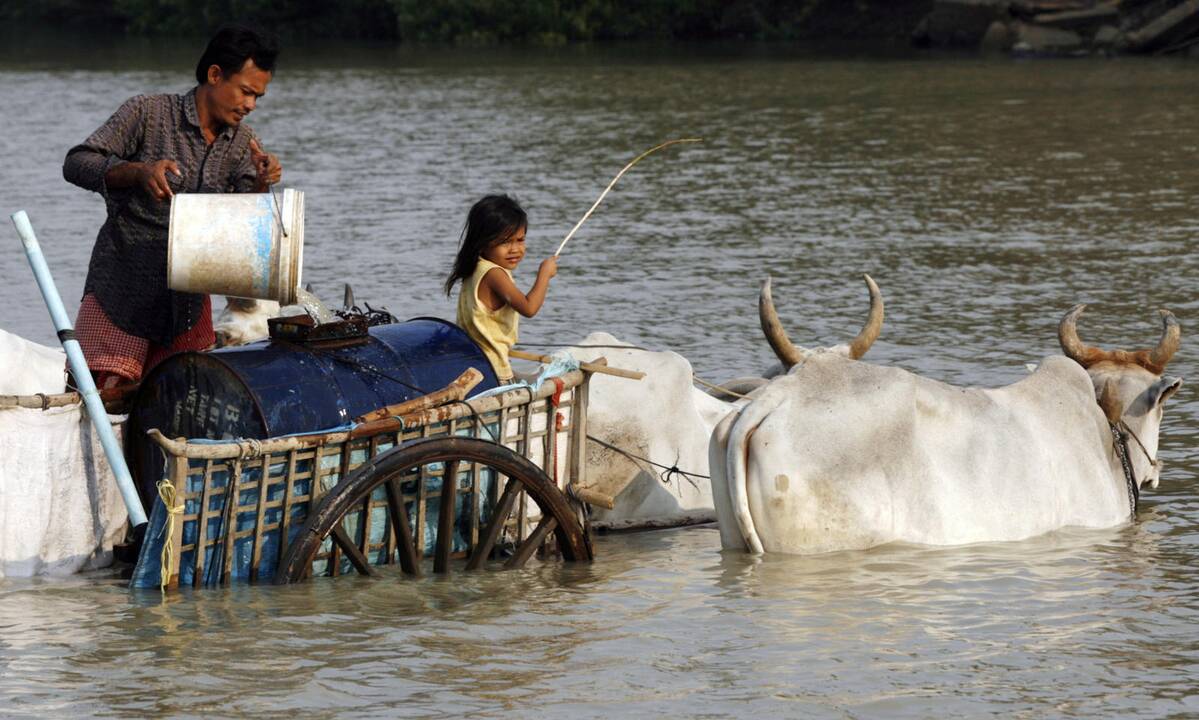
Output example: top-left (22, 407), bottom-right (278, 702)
top-left (134, 367), bottom-right (611, 590)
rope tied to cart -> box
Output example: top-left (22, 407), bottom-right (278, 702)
top-left (236, 437), bottom-right (263, 460)
top-left (155, 478), bottom-right (185, 593)
top-left (585, 434), bottom-right (708, 490)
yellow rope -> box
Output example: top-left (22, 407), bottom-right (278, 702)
top-left (156, 478), bottom-right (185, 594)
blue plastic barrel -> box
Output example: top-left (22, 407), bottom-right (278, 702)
top-left (126, 317), bottom-right (499, 504)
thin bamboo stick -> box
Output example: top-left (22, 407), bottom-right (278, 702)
top-left (555, 138), bottom-right (702, 256)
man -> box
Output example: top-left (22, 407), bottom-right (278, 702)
top-left (63, 24), bottom-right (283, 388)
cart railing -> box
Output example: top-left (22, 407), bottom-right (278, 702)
top-left (138, 370), bottom-right (594, 590)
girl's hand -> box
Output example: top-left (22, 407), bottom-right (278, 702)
top-left (539, 256), bottom-right (558, 280)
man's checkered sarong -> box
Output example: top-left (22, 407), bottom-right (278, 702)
top-left (74, 293), bottom-right (214, 384)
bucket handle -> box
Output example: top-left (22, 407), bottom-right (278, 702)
top-left (270, 184), bottom-right (289, 238)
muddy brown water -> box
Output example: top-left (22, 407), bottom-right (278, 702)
top-left (1, 43), bottom-right (1197, 718)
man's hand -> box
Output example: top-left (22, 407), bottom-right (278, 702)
top-left (250, 139), bottom-right (282, 190)
top-left (139, 159), bottom-right (181, 201)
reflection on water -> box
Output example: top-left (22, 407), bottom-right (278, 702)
top-left (1, 42), bottom-right (1197, 717)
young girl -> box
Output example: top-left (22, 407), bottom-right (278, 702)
top-left (445, 195), bottom-right (557, 383)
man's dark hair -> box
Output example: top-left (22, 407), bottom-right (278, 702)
top-left (195, 23), bottom-right (279, 84)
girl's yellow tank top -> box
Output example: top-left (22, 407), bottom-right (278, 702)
top-left (456, 258), bottom-right (519, 380)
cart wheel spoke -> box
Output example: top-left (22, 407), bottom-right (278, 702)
top-left (275, 437), bottom-right (591, 585)
top-left (466, 476), bottom-right (521, 571)
top-left (331, 524), bottom-right (375, 577)
top-left (384, 477), bottom-right (421, 577)
top-left (504, 515), bottom-right (558, 570)
top-left (434, 459), bottom-right (460, 574)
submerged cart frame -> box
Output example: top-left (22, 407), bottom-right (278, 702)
top-left (142, 369), bottom-right (598, 590)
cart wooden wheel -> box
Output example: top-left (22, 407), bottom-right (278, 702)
top-left (274, 436), bottom-right (592, 584)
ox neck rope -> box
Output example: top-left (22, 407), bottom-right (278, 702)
top-left (1109, 423), bottom-right (1144, 517)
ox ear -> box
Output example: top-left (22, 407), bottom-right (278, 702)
top-left (1150, 377), bottom-right (1183, 408)
top-left (1098, 380), bottom-right (1124, 424)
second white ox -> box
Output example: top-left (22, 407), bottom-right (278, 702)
top-left (711, 279), bottom-right (1183, 554)
top-left (567, 332), bottom-right (736, 529)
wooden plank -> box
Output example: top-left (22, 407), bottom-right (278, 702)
top-left (518, 401), bottom-right (533, 543)
top-left (469, 457), bottom-right (481, 552)
top-left (309, 442), bottom-right (330, 577)
top-left (571, 377), bottom-right (590, 490)
top-left (144, 371), bottom-right (584, 459)
top-left (164, 452), bottom-right (189, 591)
top-left (329, 442), bottom-right (353, 577)
top-left (374, 436), bottom-right (398, 565)
top-left (504, 515), bottom-right (558, 569)
top-left (544, 395), bottom-right (557, 488)
top-left (275, 449), bottom-right (299, 575)
top-left (434, 459), bottom-right (460, 573)
top-left (331, 525), bottom-right (375, 576)
top-left (249, 453), bottom-right (272, 582)
top-left (353, 368), bottom-right (483, 423)
top-left (219, 460), bottom-right (242, 587)
top-left (1127, 0), bottom-right (1199, 50)
top-left (416, 424), bottom-right (430, 555)
top-left (385, 477), bottom-right (421, 576)
top-left (509, 349), bottom-right (644, 380)
top-left (192, 460), bottom-right (216, 588)
top-left (361, 436), bottom-right (379, 564)
top-left (466, 476), bottom-right (522, 571)
top-left (468, 411), bottom-right (484, 552)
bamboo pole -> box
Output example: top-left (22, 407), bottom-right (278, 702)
top-left (146, 370), bottom-right (588, 459)
top-left (509, 349), bottom-right (644, 380)
top-left (353, 368), bottom-right (483, 424)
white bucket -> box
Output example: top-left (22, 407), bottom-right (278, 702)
top-left (167, 189), bottom-right (304, 305)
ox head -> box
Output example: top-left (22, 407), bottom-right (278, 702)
top-left (1059, 305), bottom-right (1183, 489)
top-left (759, 274), bottom-right (884, 370)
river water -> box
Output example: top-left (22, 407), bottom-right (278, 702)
top-left (1, 41), bottom-right (1198, 717)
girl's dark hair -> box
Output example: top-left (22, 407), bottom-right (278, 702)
top-left (195, 23), bottom-right (279, 84)
top-left (444, 195), bottom-right (528, 296)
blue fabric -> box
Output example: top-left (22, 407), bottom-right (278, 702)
top-left (472, 350), bottom-right (580, 399)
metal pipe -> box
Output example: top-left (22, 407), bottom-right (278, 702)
top-left (10, 211), bottom-right (148, 528)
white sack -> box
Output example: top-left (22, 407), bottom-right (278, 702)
top-left (0, 405), bottom-right (129, 577)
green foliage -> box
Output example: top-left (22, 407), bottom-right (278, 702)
top-left (0, 0), bottom-right (402, 39)
top-left (0, 0), bottom-right (928, 42)
top-left (392, 0), bottom-right (780, 43)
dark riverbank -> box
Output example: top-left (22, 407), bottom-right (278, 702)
top-left (0, 0), bottom-right (1194, 59)
top-left (0, 0), bottom-right (933, 43)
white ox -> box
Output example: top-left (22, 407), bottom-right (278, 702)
top-left (214, 297), bottom-right (280, 347)
top-left (0, 329), bottom-right (127, 577)
top-left (565, 333), bottom-right (737, 530)
top-left (711, 279), bottom-right (1183, 555)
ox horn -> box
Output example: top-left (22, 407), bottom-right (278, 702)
top-left (759, 276), bottom-right (807, 369)
top-left (758, 274), bottom-right (885, 369)
top-left (1147, 309), bottom-right (1180, 374)
top-left (847, 274), bottom-right (884, 360)
top-left (1058, 304), bottom-right (1100, 367)
top-left (1059, 304), bottom-right (1181, 375)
